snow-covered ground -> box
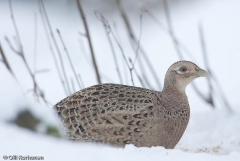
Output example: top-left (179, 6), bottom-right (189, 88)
top-left (0, 0), bottom-right (240, 160)
top-left (1, 110), bottom-right (240, 161)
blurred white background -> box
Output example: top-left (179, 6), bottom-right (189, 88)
top-left (0, 0), bottom-right (239, 160)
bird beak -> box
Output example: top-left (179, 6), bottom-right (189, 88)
top-left (197, 68), bottom-right (210, 77)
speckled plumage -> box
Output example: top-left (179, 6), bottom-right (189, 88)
top-left (54, 61), bottom-right (209, 149)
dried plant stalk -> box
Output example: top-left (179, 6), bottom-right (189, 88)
top-left (37, 0), bottom-right (68, 96)
top-left (0, 42), bottom-right (14, 76)
top-left (76, 0), bottom-right (101, 84)
top-left (163, 0), bottom-right (215, 108)
top-left (57, 29), bottom-right (82, 90)
top-left (116, 0), bottom-right (162, 89)
top-left (6, 0), bottom-right (48, 104)
top-left (39, 0), bottom-right (71, 95)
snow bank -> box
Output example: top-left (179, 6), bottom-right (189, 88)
top-left (1, 109), bottom-right (239, 161)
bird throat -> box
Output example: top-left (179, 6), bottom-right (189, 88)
top-left (164, 70), bottom-right (191, 93)
top-left (161, 84), bottom-right (189, 111)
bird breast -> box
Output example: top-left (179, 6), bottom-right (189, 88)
top-left (153, 91), bottom-right (190, 149)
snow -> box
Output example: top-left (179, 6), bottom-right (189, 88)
top-left (0, 0), bottom-right (240, 160)
top-left (1, 109), bottom-right (240, 161)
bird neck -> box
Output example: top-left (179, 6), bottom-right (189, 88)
top-left (162, 84), bottom-right (187, 97)
top-left (163, 71), bottom-right (187, 93)
top-left (161, 84), bottom-right (188, 110)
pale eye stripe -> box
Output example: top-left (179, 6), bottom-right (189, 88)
top-left (174, 66), bottom-right (189, 75)
top-left (176, 70), bottom-right (185, 75)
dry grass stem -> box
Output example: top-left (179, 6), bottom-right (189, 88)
top-left (100, 18), bottom-right (123, 84)
top-left (198, 22), bottom-right (232, 111)
top-left (198, 23), bottom-right (214, 107)
top-left (6, 0), bottom-right (49, 104)
top-left (78, 74), bottom-right (84, 89)
top-left (38, 0), bottom-right (68, 96)
top-left (146, 9), bottom-right (197, 62)
top-left (33, 12), bottom-right (38, 75)
top-left (163, 0), bottom-right (219, 108)
top-left (116, 0), bottom-right (162, 89)
top-left (39, 0), bottom-right (71, 95)
top-left (0, 42), bottom-right (14, 76)
top-left (163, 0), bottom-right (183, 60)
top-left (76, 0), bottom-right (101, 84)
top-left (57, 29), bottom-right (82, 90)
top-left (132, 12), bottom-right (143, 67)
top-left (95, 11), bottom-right (135, 85)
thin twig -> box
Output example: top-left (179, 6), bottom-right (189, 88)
top-left (116, 0), bottom-right (162, 89)
top-left (77, 39), bottom-right (92, 65)
top-left (198, 22), bottom-right (232, 111)
top-left (113, 22), bottom-right (123, 49)
top-left (129, 59), bottom-right (134, 86)
top-left (32, 12), bottom-right (38, 96)
top-left (191, 83), bottom-right (211, 104)
top-left (9, 0), bottom-right (23, 54)
top-left (111, 30), bottom-right (134, 85)
top-left (128, 12), bottom-right (144, 86)
top-left (163, 0), bottom-right (214, 108)
top-left (0, 42), bottom-right (14, 76)
top-left (0, 41), bottom-right (28, 98)
top-left (129, 58), bottom-right (145, 87)
top-left (76, 0), bottom-right (101, 84)
top-left (71, 77), bottom-right (75, 93)
top-left (163, 0), bottom-right (183, 60)
top-left (102, 20), bottom-right (123, 84)
top-left (39, 0), bottom-right (71, 95)
top-left (9, 0), bottom-right (33, 86)
top-left (94, 11), bottom-right (134, 85)
top-left (33, 12), bottom-right (38, 75)
top-left (130, 12), bottom-right (144, 87)
top-left (113, 23), bottom-right (129, 84)
top-left (211, 76), bottom-right (232, 111)
top-left (132, 12), bottom-right (143, 67)
top-left (5, 37), bottom-right (20, 55)
top-left (95, 11), bottom-right (146, 87)
top-left (37, 0), bottom-right (68, 96)
top-left (163, 0), bottom-right (218, 107)
top-left (146, 10), bottom-right (197, 62)
top-left (78, 74), bottom-right (84, 89)
top-left (94, 11), bottom-right (131, 68)
top-left (35, 68), bottom-right (50, 74)
top-left (7, 0), bottom-right (48, 104)
top-left (57, 29), bottom-right (82, 89)
top-left (198, 22), bottom-right (214, 107)
top-left (79, 32), bottom-right (86, 37)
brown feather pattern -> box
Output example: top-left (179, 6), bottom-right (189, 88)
top-left (54, 83), bottom-right (189, 149)
top-left (54, 61), bottom-right (208, 149)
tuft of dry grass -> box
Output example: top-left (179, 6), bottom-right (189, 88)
top-left (212, 145), bottom-right (221, 153)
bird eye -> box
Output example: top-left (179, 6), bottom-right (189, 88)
top-left (180, 67), bottom-right (187, 72)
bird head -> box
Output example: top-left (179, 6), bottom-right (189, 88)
top-left (163, 61), bottom-right (209, 92)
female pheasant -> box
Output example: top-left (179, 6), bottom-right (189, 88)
top-left (54, 61), bottom-right (209, 149)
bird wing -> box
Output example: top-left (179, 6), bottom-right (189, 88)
top-left (54, 83), bottom-right (158, 146)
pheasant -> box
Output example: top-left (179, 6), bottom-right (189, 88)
top-left (54, 61), bottom-right (209, 149)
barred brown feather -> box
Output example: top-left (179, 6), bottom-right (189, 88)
top-left (54, 61), bottom-right (209, 149)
